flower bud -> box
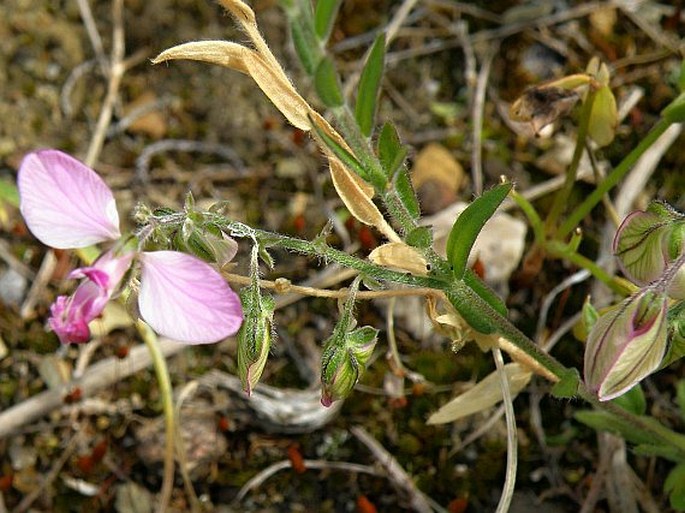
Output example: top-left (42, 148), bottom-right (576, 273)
top-left (236, 290), bottom-right (274, 395)
top-left (320, 326), bottom-right (378, 407)
top-left (614, 202), bottom-right (685, 299)
top-left (584, 290), bottom-right (668, 401)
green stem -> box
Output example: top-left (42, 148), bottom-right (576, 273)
top-left (546, 241), bottom-right (631, 296)
top-left (546, 88), bottom-right (596, 234)
top-left (137, 320), bottom-right (175, 512)
top-left (558, 117), bottom-right (673, 239)
top-left (510, 189), bottom-right (544, 245)
top-left (200, 214), bottom-right (685, 457)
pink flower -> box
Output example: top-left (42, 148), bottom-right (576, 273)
top-left (18, 149), bottom-right (243, 345)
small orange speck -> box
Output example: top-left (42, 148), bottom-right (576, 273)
top-left (356, 495), bottom-right (377, 513)
top-left (287, 444), bottom-right (306, 474)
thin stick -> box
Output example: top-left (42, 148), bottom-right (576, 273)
top-left (235, 459), bottom-right (383, 503)
top-left (223, 272), bottom-right (437, 300)
top-left (471, 44), bottom-right (498, 195)
top-left (13, 436), bottom-right (79, 513)
top-left (493, 346), bottom-right (517, 513)
top-left (85, 0), bottom-right (125, 167)
top-left (351, 426), bottom-right (434, 513)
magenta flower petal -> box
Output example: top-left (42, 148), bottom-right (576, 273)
top-left (138, 251), bottom-right (243, 344)
top-left (48, 250), bottom-right (134, 344)
top-left (18, 150), bottom-right (121, 248)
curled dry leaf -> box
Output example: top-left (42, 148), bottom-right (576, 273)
top-left (427, 363), bottom-right (532, 424)
top-left (368, 242), bottom-right (428, 276)
top-left (329, 158), bottom-right (401, 242)
top-left (152, 41), bottom-right (249, 73)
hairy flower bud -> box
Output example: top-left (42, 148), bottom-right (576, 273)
top-left (320, 326), bottom-right (378, 407)
top-left (614, 202), bottom-right (685, 299)
top-left (236, 290), bottom-right (274, 395)
top-left (584, 290), bottom-right (668, 401)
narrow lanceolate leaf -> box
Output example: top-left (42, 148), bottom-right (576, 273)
top-left (394, 168), bottom-right (420, 219)
top-left (314, 0), bottom-right (342, 42)
top-left (377, 122), bottom-right (406, 179)
top-left (446, 182), bottom-right (512, 280)
top-left (355, 32), bottom-right (386, 137)
top-left (329, 158), bottom-right (401, 242)
top-left (314, 57), bottom-right (344, 107)
top-left (290, 15), bottom-right (318, 75)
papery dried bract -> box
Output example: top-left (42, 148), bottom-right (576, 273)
top-left (329, 158), bottom-right (400, 242)
top-left (368, 242), bottom-right (428, 276)
top-left (427, 363), bottom-right (532, 424)
top-left (584, 291), bottom-right (668, 401)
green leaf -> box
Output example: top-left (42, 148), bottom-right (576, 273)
top-left (289, 14), bottom-right (318, 75)
top-left (394, 168), bottom-right (420, 219)
top-left (314, 0), bottom-right (342, 42)
top-left (445, 182), bottom-right (512, 280)
top-left (314, 57), bottom-right (344, 107)
top-left (634, 444), bottom-right (685, 462)
top-left (611, 384), bottom-right (646, 415)
top-left (679, 60), bottom-right (685, 93)
top-left (665, 464), bottom-right (685, 510)
top-left (550, 369), bottom-right (580, 398)
top-left (663, 92), bottom-right (685, 124)
top-left (377, 122), bottom-right (404, 177)
top-left (574, 410), bottom-right (654, 445)
top-left (355, 32), bottom-right (386, 137)
top-left (309, 114), bottom-right (370, 182)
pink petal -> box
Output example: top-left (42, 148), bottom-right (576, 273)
top-left (138, 251), bottom-right (243, 344)
top-left (18, 150), bottom-right (120, 248)
top-left (47, 250), bottom-right (134, 345)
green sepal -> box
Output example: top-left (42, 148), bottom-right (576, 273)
top-left (445, 182), bottom-right (512, 280)
top-left (309, 113), bottom-right (370, 182)
top-left (152, 207), bottom-right (176, 217)
top-left (662, 300), bottom-right (685, 367)
top-left (314, 0), bottom-right (342, 42)
top-left (550, 368), bottom-right (580, 398)
top-left (355, 32), bottom-right (386, 138)
top-left (665, 463), bottom-right (685, 510)
top-left (678, 378), bottom-right (685, 423)
top-left (405, 226), bottom-right (433, 249)
top-left (314, 57), bottom-right (344, 108)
